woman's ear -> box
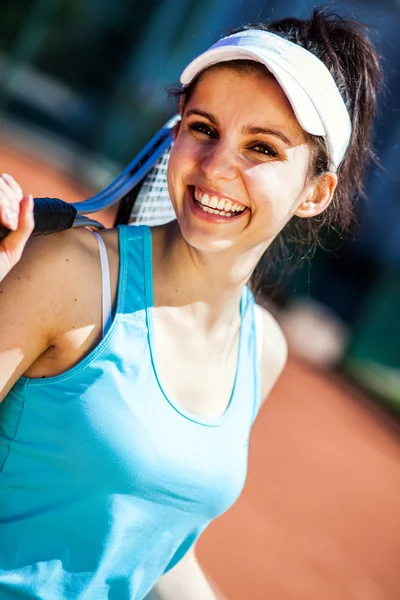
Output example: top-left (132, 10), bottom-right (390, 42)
top-left (295, 171), bottom-right (338, 218)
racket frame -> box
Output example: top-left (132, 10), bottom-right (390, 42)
top-left (69, 115), bottom-right (178, 227)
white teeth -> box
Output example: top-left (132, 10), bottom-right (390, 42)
top-left (198, 203), bottom-right (235, 217)
top-left (209, 196), bottom-right (219, 209)
top-left (202, 193), bottom-right (210, 207)
top-left (217, 199), bottom-right (225, 210)
top-left (194, 186), bottom-right (246, 216)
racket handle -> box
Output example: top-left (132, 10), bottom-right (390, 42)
top-left (0, 197), bottom-right (77, 242)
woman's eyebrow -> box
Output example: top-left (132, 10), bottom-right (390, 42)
top-left (243, 125), bottom-right (293, 146)
top-left (185, 109), bottom-right (218, 126)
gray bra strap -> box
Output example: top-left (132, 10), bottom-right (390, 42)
top-left (93, 231), bottom-right (112, 337)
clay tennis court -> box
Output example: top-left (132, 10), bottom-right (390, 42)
top-left (2, 143), bottom-right (400, 600)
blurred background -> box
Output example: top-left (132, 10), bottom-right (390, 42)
top-left (1, 1), bottom-right (400, 598)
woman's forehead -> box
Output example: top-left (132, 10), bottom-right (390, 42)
top-left (185, 66), bottom-right (304, 139)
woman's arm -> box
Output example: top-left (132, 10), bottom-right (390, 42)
top-left (0, 237), bottom-right (58, 401)
top-left (0, 224), bottom-right (98, 401)
top-left (256, 304), bottom-right (288, 407)
top-left (145, 548), bottom-right (228, 600)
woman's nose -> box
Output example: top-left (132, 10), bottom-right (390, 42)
top-left (200, 142), bottom-right (238, 181)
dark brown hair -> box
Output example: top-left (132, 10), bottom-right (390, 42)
top-left (171, 8), bottom-right (383, 293)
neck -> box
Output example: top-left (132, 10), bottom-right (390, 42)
top-left (151, 221), bottom-right (268, 330)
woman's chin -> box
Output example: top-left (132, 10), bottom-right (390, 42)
top-left (178, 222), bottom-right (237, 253)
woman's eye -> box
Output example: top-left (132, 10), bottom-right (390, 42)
top-left (188, 122), bottom-right (216, 138)
top-left (250, 143), bottom-right (279, 157)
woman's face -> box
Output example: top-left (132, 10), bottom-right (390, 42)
top-left (168, 66), bottom-right (318, 255)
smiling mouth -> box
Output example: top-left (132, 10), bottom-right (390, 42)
top-left (190, 186), bottom-right (247, 218)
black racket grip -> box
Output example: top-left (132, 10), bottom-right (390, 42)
top-left (0, 197), bottom-right (77, 242)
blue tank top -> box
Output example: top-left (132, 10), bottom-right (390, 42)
top-left (0, 225), bottom-right (261, 600)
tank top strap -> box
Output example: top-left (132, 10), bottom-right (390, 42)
top-left (235, 286), bottom-right (262, 426)
top-left (116, 224), bottom-right (150, 317)
top-left (92, 227), bottom-right (154, 334)
top-left (251, 298), bottom-right (262, 424)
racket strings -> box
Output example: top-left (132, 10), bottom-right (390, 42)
top-left (129, 147), bottom-right (176, 226)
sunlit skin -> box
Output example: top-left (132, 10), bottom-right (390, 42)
top-left (153, 67), bottom-right (337, 328)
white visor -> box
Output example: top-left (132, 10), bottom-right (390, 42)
top-left (180, 30), bottom-right (352, 171)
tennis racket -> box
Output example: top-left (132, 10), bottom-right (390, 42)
top-left (0, 114), bottom-right (179, 242)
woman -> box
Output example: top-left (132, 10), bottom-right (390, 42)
top-left (0, 10), bottom-right (381, 600)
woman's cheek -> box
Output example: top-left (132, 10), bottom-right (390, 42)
top-left (245, 165), bottom-right (282, 215)
top-left (246, 170), bottom-right (299, 240)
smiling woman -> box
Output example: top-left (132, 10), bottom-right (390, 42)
top-left (168, 66), bottom-right (320, 256)
top-left (0, 8), bottom-right (382, 600)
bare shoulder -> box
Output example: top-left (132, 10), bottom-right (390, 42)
top-left (0, 226), bottom-right (112, 341)
top-left (2, 226), bottom-right (102, 300)
top-left (0, 227), bottom-right (115, 399)
top-left (12, 226), bottom-right (120, 333)
top-left (3, 225), bottom-right (120, 338)
top-left (255, 304), bottom-right (288, 406)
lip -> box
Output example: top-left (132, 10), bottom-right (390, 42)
top-left (192, 184), bottom-right (247, 210)
top-left (187, 186), bottom-right (248, 222)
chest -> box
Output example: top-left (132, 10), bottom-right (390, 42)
top-left (150, 309), bottom-right (243, 420)
top-left (9, 323), bottom-right (251, 518)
